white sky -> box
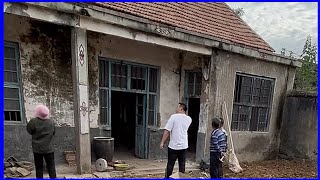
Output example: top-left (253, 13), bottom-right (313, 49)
top-left (226, 2), bottom-right (318, 55)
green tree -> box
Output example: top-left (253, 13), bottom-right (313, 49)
top-left (294, 35), bottom-right (318, 91)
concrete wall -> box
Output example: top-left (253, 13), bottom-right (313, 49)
top-left (4, 14), bottom-right (203, 128)
top-left (5, 13), bottom-right (298, 163)
top-left (87, 31), bottom-right (203, 128)
top-left (204, 50), bottom-right (295, 162)
top-left (4, 14), bottom-right (203, 161)
top-left (279, 92), bottom-right (318, 160)
top-left (4, 14), bottom-right (75, 127)
top-left (4, 125), bottom-right (109, 163)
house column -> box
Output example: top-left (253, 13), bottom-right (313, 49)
top-left (196, 49), bottom-right (219, 162)
top-left (71, 27), bottom-right (91, 174)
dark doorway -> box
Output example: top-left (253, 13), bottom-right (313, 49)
top-left (111, 91), bottom-right (136, 155)
top-left (188, 98), bottom-right (200, 153)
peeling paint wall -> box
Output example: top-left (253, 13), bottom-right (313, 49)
top-left (4, 14), bottom-right (75, 127)
top-left (4, 13), bottom-right (203, 130)
top-left (87, 31), bottom-right (203, 128)
top-left (205, 50), bottom-right (293, 162)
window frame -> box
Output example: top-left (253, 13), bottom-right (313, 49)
top-left (98, 57), bottom-right (160, 129)
top-left (231, 72), bottom-right (275, 132)
top-left (185, 70), bottom-right (202, 98)
top-left (4, 41), bottom-right (25, 124)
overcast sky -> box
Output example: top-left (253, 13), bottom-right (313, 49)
top-left (226, 2), bottom-right (318, 55)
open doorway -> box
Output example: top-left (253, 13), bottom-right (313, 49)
top-left (111, 91), bottom-right (136, 157)
top-left (188, 98), bottom-right (200, 154)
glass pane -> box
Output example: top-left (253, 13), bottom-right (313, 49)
top-left (4, 71), bottom-right (18, 83)
top-left (195, 72), bottom-right (202, 96)
top-left (148, 111), bottom-right (154, 126)
top-left (148, 95), bottom-right (155, 126)
top-left (239, 76), bottom-right (253, 103)
top-left (131, 66), bottom-right (146, 91)
top-left (100, 108), bottom-right (108, 125)
top-left (111, 63), bottom-right (127, 88)
top-left (5, 47), bottom-right (16, 59)
top-left (4, 111), bottom-right (21, 121)
top-left (4, 87), bottom-right (19, 99)
top-left (249, 107), bottom-right (259, 131)
top-left (231, 105), bottom-right (239, 131)
top-left (5, 59), bottom-right (17, 71)
top-left (238, 106), bottom-right (250, 131)
top-left (4, 99), bottom-right (20, 110)
top-left (99, 89), bottom-right (108, 108)
top-left (234, 75), bottom-right (242, 102)
top-left (99, 60), bottom-right (108, 87)
top-left (257, 108), bottom-right (268, 131)
top-left (149, 68), bottom-right (158, 93)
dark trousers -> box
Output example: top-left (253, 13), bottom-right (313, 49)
top-left (165, 148), bottom-right (187, 178)
top-left (210, 152), bottom-right (223, 178)
top-left (33, 152), bottom-right (56, 178)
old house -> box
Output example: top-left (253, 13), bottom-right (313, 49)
top-left (4, 2), bottom-right (301, 173)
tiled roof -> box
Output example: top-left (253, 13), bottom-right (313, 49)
top-left (92, 2), bottom-right (274, 52)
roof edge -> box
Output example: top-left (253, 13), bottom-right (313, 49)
top-left (21, 2), bottom-right (302, 67)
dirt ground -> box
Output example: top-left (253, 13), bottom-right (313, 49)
top-left (117, 159), bottom-right (318, 178)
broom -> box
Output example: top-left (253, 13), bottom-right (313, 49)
top-left (222, 101), bottom-right (243, 173)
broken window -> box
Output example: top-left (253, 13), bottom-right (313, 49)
top-left (186, 71), bottom-right (202, 98)
top-left (111, 63), bottom-right (127, 89)
top-left (232, 74), bottom-right (274, 132)
top-left (99, 60), bottom-right (109, 87)
top-left (4, 42), bottom-right (23, 122)
top-left (131, 66), bottom-right (146, 91)
top-left (149, 68), bottom-right (158, 93)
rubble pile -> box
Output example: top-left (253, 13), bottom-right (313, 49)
top-left (4, 156), bottom-right (34, 178)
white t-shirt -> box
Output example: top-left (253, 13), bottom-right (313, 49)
top-left (164, 113), bottom-right (192, 150)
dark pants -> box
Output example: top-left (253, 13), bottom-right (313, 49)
top-left (210, 152), bottom-right (223, 178)
top-left (33, 152), bottom-right (56, 178)
top-left (165, 148), bottom-right (187, 178)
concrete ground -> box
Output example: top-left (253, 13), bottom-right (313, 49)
top-left (24, 152), bottom-right (199, 178)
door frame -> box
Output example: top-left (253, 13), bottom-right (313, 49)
top-left (98, 58), bottom-right (160, 158)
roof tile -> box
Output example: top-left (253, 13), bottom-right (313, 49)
top-left (92, 2), bottom-right (274, 52)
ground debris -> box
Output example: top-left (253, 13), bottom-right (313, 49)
top-left (4, 156), bottom-right (34, 178)
top-left (113, 159), bottom-right (317, 178)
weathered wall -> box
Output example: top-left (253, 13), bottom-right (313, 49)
top-left (279, 92), bottom-right (318, 160)
top-left (4, 125), bottom-right (108, 163)
top-left (4, 14), bottom-right (75, 127)
top-left (87, 31), bottom-right (203, 128)
top-left (204, 50), bottom-right (295, 162)
top-left (4, 13), bottom-right (204, 161)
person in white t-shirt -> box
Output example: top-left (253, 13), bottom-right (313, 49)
top-left (160, 103), bottom-right (192, 178)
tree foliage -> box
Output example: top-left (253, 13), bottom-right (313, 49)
top-left (294, 35), bottom-right (318, 92)
top-left (233, 8), bottom-right (245, 17)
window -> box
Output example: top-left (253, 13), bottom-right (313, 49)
top-left (111, 63), bottom-right (127, 89)
top-left (98, 59), bottom-right (159, 127)
top-left (186, 71), bottom-right (202, 98)
top-left (131, 66), bottom-right (146, 91)
top-left (4, 42), bottom-right (23, 122)
top-left (231, 73), bottom-right (274, 132)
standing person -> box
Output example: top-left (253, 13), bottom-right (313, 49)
top-left (160, 103), bottom-right (192, 178)
top-left (218, 118), bottom-right (228, 176)
top-left (27, 105), bottom-right (56, 178)
top-left (210, 117), bottom-right (227, 178)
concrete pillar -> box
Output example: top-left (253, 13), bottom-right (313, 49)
top-left (71, 27), bottom-right (91, 174)
top-left (196, 50), bottom-right (219, 162)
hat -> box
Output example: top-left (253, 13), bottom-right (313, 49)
top-left (34, 105), bottom-right (50, 120)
